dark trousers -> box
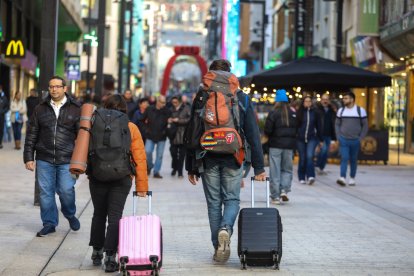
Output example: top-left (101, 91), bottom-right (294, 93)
top-left (12, 122), bottom-right (23, 140)
top-left (0, 114), bottom-right (4, 144)
top-left (170, 144), bottom-right (186, 175)
top-left (89, 176), bottom-right (132, 252)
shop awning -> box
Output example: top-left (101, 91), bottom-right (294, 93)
top-left (239, 56), bottom-right (392, 91)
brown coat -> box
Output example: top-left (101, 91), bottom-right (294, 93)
top-left (128, 122), bottom-right (148, 192)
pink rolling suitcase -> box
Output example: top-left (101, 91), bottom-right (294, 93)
top-left (118, 191), bottom-right (162, 276)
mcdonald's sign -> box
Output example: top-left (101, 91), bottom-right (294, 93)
top-left (4, 39), bottom-right (25, 58)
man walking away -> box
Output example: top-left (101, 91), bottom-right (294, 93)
top-left (123, 89), bottom-right (137, 120)
top-left (141, 95), bottom-right (171, 178)
top-left (24, 76), bottom-right (81, 237)
top-left (335, 91), bottom-right (368, 186)
top-left (0, 84), bottom-right (9, 149)
top-left (132, 97), bottom-right (149, 144)
top-left (186, 59), bottom-right (266, 264)
top-left (316, 93), bottom-right (337, 175)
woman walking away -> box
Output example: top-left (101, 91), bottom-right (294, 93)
top-left (10, 92), bottom-right (27, 150)
top-left (88, 94), bottom-right (148, 272)
top-left (264, 90), bottom-right (297, 204)
top-left (296, 96), bottom-right (323, 185)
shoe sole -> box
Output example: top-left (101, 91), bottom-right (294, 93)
top-left (216, 231), bottom-right (230, 263)
top-left (336, 180), bottom-right (346, 186)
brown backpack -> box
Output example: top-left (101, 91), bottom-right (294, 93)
top-left (199, 70), bottom-right (244, 162)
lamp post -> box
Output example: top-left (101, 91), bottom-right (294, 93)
top-left (240, 0), bottom-right (266, 69)
top-left (95, 0), bottom-right (106, 99)
top-left (127, 1), bottom-right (133, 89)
top-left (117, 0), bottom-right (126, 94)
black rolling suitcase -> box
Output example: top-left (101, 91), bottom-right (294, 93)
top-left (238, 177), bottom-right (282, 270)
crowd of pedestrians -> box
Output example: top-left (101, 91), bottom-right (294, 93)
top-left (0, 58), bottom-right (370, 272)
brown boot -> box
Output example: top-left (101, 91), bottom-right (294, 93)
top-left (15, 140), bottom-right (21, 150)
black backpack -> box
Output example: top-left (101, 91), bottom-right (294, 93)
top-left (88, 108), bottom-right (134, 182)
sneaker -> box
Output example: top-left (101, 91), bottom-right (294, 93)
top-left (216, 228), bottom-right (230, 263)
top-left (308, 177), bottom-right (315, 185)
top-left (153, 173), bottom-right (163, 179)
top-left (280, 191), bottom-right (289, 202)
top-left (104, 253), bottom-right (119, 273)
top-left (178, 174), bottom-right (184, 179)
top-left (171, 170), bottom-right (176, 176)
top-left (349, 178), bottom-right (356, 186)
top-left (68, 216), bottom-right (80, 231)
top-left (337, 177), bottom-right (346, 186)
top-left (299, 180), bottom-right (306, 185)
top-left (36, 226), bottom-right (56, 237)
top-left (271, 198), bottom-right (281, 205)
top-left (317, 168), bottom-right (327, 175)
top-left (91, 247), bottom-right (104, 266)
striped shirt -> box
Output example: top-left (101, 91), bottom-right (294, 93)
top-left (335, 105), bottom-right (368, 140)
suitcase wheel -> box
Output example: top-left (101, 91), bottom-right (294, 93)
top-left (240, 254), bottom-right (247, 270)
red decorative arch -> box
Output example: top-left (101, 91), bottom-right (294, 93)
top-left (160, 46), bottom-right (208, 96)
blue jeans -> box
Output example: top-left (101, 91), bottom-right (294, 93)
top-left (145, 139), bottom-right (166, 174)
top-left (339, 137), bottom-right (360, 178)
top-left (316, 136), bottom-right (331, 170)
top-left (12, 122), bottom-right (23, 140)
top-left (36, 160), bottom-right (77, 227)
top-left (201, 158), bottom-right (243, 249)
top-left (297, 139), bottom-right (318, 181)
top-left (269, 148), bottom-right (293, 199)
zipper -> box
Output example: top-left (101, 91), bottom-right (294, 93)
top-left (305, 109), bottom-right (310, 143)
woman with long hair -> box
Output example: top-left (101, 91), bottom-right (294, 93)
top-left (296, 95), bottom-right (323, 185)
top-left (10, 91), bottom-right (27, 150)
top-left (264, 90), bottom-right (297, 204)
top-left (88, 94), bottom-right (148, 272)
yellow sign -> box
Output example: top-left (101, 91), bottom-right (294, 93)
top-left (5, 39), bottom-right (25, 58)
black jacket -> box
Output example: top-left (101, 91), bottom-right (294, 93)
top-left (26, 96), bottom-right (40, 119)
top-left (0, 92), bottom-right (9, 116)
top-left (141, 105), bottom-right (171, 142)
top-left (264, 107), bottom-right (297, 149)
top-left (297, 107), bottom-right (323, 143)
top-left (170, 104), bottom-right (191, 145)
top-left (23, 94), bottom-right (81, 164)
top-left (317, 104), bottom-right (336, 140)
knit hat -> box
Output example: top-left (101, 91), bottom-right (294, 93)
top-left (276, 89), bottom-right (288, 102)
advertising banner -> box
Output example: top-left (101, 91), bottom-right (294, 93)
top-left (357, 0), bottom-right (379, 36)
top-left (65, 56), bottom-right (81, 81)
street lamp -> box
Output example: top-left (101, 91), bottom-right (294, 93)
top-left (240, 0), bottom-right (266, 69)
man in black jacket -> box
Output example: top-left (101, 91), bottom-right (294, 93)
top-left (24, 76), bottom-right (81, 237)
top-left (186, 60), bottom-right (266, 264)
top-left (141, 95), bottom-right (171, 178)
top-left (0, 84), bottom-right (9, 149)
top-left (316, 93), bottom-right (337, 175)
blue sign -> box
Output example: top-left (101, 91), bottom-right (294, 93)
top-left (65, 56), bottom-right (81, 81)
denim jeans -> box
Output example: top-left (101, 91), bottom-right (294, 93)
top-left (36, 160), bottom-right (77, 227)
top-left (12, 122), bottom-right (23, 140)
top-left (89, 176), bottom-right (132, 252)
top-left (145, 139), bottom-right (166, 174)
top-left (269, 148), bottom-right (293, 199)
top-left (297, 138), bottom-right (318, 181)
top-left (339, 136), bottom-right (360, 178)
top-left (201, 158), bottom-right (243, 249)
top-left (316, 136), bottom-right (331, 170)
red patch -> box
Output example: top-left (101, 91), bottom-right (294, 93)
top-left (225, 133), bottom-right (235, 144)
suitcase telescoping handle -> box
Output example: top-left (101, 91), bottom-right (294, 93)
top-left (250, 177), bottom-right (270, 208)
top-left (132, 191), bottom-right (152, 216)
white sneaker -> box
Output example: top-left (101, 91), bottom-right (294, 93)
top-left (349, 178), bottom-right (356, 186)
top-left (271, 198), bottom-right (281, 205)
top-left (337, 177), bottom-right (346, 186)
top-left (308, 177), bottom-right (315, 185)
top-left (216, 228), bottom-right (230, 263)
top-left (299, 180), bottom-right (306, 185)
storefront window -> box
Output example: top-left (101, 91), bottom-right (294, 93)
top-left (384, 77), bottom-right (406, 147)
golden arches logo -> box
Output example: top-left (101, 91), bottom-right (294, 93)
top-left (6, 40), bottom-right (25, 57)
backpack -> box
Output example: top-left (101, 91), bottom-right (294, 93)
top-left (88, 108), bottom-right (134, 182)
top-left (199, 70), bottom-right (244, 159)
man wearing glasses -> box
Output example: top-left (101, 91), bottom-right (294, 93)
top-left (24, 76), bottom-right (81, 237)
top-left (141, 95), bottom-right (171, 178)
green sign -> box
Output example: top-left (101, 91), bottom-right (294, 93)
top-left (0, 22), bottom-right (3, 40)
top-left (358, 0), bottom-right (379, 35)
top-left (297, 46), bottom-right (305, 59)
